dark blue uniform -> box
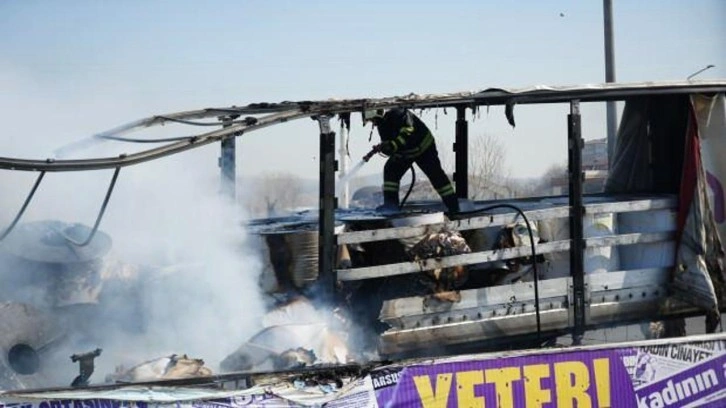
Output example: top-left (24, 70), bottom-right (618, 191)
top-left (376, 108), bottom-right (458, 213)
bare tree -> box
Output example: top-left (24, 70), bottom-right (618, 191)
top-left (467, 134), bottom-right (510, 199)
top-left (244, 172), bottom-right (311, 217)
top-left (442, 133), bottom-right (511, 199)
top-left (536, 163), bottom-right (568, 195)
top-left (352, 132), bottom-right (513, 206)
top-left (541, 163), bottom-right (567, 181)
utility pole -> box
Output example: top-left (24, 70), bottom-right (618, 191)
top-left (603, 0), bottom-right (617, 168)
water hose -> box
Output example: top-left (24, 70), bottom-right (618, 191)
top-left (399, 166), bottom-right (416, 210)
top-left (363, 145), bottom-right (416, 211)
top-left (0, 171), bottom-right (46, 241)
top-left (457, 204), bottom-right (542, 343)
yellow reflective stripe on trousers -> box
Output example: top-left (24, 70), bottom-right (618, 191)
top-left (383, 181), bottom-right (399, 192)
top-left (437, 183), bottom-right (455, 196)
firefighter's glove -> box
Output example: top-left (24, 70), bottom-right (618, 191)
top-left (379, 141), bottom-right (397, 156)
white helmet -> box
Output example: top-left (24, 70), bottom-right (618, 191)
top-left (362, 109), bottom-right (384, 123)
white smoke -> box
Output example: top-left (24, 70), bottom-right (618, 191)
top-left (90, 151), bottom-right (267, 376)
top-left (0, 68), bottom-right (268, 386)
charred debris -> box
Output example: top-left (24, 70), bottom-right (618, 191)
top-left (1, 81), bottom-right (725, 391)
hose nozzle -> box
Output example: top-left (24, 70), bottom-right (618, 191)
top-left (363, 144), bottom-right (381, 162)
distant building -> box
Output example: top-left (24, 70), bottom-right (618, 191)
top-left (582, 138), bottom-right (608, 171)
top-left (550, 138), bottom-right (609, 195)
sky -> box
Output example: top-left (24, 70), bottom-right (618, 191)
top-left (0, 0), bottom-right (723, 383)
top-left (0, 0), bottom-right (724, 184)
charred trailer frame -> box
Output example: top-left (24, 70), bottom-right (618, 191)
top-left (318, 82), bottom-right (726, 355)
top-left (0, 81), bottom-right (725, 361)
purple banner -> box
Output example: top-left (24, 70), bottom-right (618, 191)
top-left (373, 343), bottom-right (726, 408)
top-left (375, 349), bottom-right (638, 408)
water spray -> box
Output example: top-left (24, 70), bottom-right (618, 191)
top-left (338, 144), bottom-right (382, 188)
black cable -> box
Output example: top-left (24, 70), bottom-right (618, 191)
top-left (370, 152), bottom-right (540, 341)
top-left (376, 153), bottom-right (539, 339)
top-left (62, 167), bottom-right (120, 247)
top-left (155, 116), bottom-right (231, 127)
top-left (0, 171), bottom-right (45, 241)
top-left (97, 134), bottom-right (197, 144)
top-left (390, 165), bottom-right (540, 340)
top-left (399, 166), bottom-right (416, 209)
top-left (456, 203), bottom-right (542, 343)
top-left (155, 115), bottom-right (254, 127)
top-left (100, 116), bottom-right (256, 144)
top-left (391, 166), bottom-right (542, 341)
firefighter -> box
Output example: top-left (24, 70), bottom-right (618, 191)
top-left (363, 108), bottom-right (459, 214)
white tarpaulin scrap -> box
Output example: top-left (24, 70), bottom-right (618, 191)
top-left (605, 93), bottom-right (725, 315)
top-left (0, 374), bottom-right (369, 407)
top-left (693, 94), bottom-right (726, 248)
top-left (671, 96), bottom-right (724, 314)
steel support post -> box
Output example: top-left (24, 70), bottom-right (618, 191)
top-left (316, 115), bottom-right (337, 299)
top-left (568, 100), bottom-right (586, 345)
top-left (219, 116), bottom-right (237, 201)
top-left (454, 106), bottom-right (468, 199)
top-left (603, 0), bottom-right (617, 167)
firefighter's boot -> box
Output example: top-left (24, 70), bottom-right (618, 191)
top-left (378, 191), bottom-right (400, 213)
top-left (443, 195), bottom-right (460, 216)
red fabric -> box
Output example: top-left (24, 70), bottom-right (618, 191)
top-left (677, 105), bottom-right (701, 240)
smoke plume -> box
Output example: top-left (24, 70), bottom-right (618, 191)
top-left (0, 72), bottom-right (268, 386)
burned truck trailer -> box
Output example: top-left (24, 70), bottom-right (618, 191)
top-left (0, 81), bottom-right (725, 391)
top-left (245, 81), bottom-right (726, 357)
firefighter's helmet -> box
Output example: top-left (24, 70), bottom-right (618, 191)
top-left (362, 109), bottom-right (384, 123)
